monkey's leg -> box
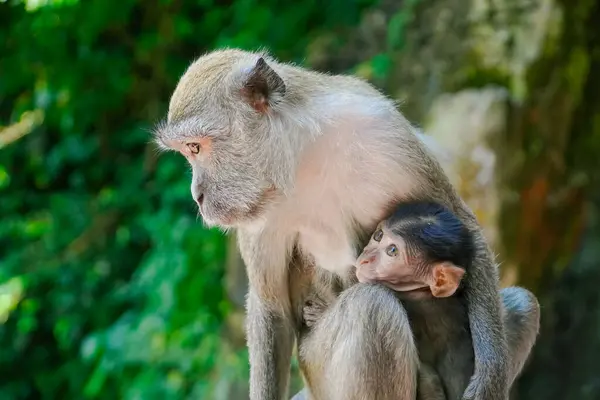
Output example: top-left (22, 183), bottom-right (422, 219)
top-left (500, 286), bottom-right (540, 386)
top-left (300, 283), bottom-right (419, 400)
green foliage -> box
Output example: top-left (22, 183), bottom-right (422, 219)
top-left (386, 0), bottom-right (419, 52)
top-left (0, 0), bottom-right (376, 398)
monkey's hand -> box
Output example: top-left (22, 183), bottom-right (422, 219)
top-left (461, 371), bottom-right (509, 400)
top-left (302, 294), bottom-right (328, 328)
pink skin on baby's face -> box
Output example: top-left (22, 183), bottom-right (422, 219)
top-left (355, 222), bottom-right (464, 298)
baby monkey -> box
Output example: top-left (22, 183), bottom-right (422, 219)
top-left (355, 201), bottom-right (472, 298)
top-left (304, 201), bottom-right (476, 400)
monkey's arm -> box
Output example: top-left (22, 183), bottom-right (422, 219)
top-left (247, 291), bottom-right (295, 400)
top-left (462, 238), bottom-right (509, 400)
top-left (240, 230), bottom-right (295, 400)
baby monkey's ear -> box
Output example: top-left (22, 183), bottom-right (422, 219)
top-left (430, 262), bottom-right (465, 298)
top-left (241, 57), bottom-right (286, 113)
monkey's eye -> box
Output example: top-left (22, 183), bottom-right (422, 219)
top-left (187, 143), bottom-right (201, 154)
top-left (386, 244), bottom-right (398, 257)
top-left (373, 229), bottom-right (383, 242)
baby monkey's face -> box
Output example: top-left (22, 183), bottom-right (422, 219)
top-left (355, 222), bottom-right (465, 298)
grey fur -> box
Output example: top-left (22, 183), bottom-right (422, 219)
top-left (157, 48), bottom-right (517, 400)
top-left (301, 286), bottom-right (540, 400)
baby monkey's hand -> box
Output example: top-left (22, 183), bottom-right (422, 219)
top-left (303, 293), bottom-right (328, 328)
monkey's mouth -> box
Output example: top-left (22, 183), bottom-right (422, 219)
top-left (197, 194), bottom-right (206, 213)
top-left (406, 287), bottom-right (431, 294)
top-left (404, 286), bottom-right (428, 292)
top-left (388, 282), bottom-right (430, 293)
top-left (201, 185), bottom-right (280, 227)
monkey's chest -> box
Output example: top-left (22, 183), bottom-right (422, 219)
top-left (297, 227), bottom-right (359, 277)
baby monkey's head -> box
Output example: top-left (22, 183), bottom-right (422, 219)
top-left (355, 201), bottom-right (474, 298)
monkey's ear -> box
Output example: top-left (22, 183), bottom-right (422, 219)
top-left (241, 57), bottom-right (286, 113)
top-left (430, 262), bottom-right (465, 298)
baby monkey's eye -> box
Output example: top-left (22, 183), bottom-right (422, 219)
top-left (187, 143), bottom-right (201, 154)
top-left (373, 229), bottom-right (383, 242)
top-left (386, 244), bottom-right (398, 257)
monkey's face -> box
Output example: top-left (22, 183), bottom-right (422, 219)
top-left (355, 223), bottom-right (466, 298)
top-left (157, 130), bottom-right (278, 227)
top-left (355, 224), bottom-right (426, 291)
top-left (154, 50), bottom-right (291, 227)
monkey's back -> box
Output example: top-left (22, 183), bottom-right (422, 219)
top-left (402, 295), bottom-right (474, 400)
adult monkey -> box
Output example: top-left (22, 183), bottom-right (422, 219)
top-left (155, 49), bottom-right (511, 400)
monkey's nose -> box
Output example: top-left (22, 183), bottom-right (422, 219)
top-left (359, 255), bottom-right (376, 265)
top-left (191, 183), bottom-right (205, 208)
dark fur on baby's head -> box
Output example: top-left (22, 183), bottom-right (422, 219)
top-left (386, 201), bottom-right (475, 275)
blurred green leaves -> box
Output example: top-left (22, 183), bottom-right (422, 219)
top-left (386, 0), bottom-right (419, 51)
top-left (0, 277), bottom-right (25, 324)
top-left (0, 0), bottom-right (377, 398)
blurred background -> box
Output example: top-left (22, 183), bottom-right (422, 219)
top-left (1, 0), bottom-right (600, 399)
